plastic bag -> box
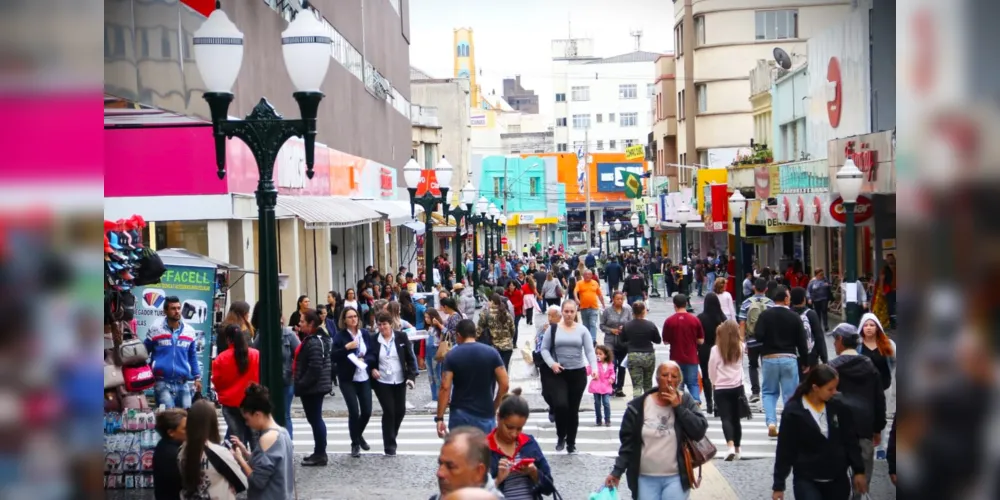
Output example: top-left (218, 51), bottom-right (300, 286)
top-left (589, 486), bottom-right (618, 500)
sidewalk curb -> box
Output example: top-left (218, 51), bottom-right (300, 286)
top-left (691, 462), bottom-right (740, 500)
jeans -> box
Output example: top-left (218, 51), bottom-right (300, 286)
top-left (637, 474), bottom-right (689, 500)
top-left (425, 347), bottom-right (442, 401)
top-left (792, 474), bottom-right (850, 500)
top-left (627, 295), bottom-right (644, 306)
top-left (513, 314), bottom-right (522, 346)
top-left (547, 367), bottom-right (588, 446)
top-left (222, 405), bottom-right (256, 451)
top-left (679, 364), bottom-right (701, 403)
top-left (714, 387), bottom-right (744, 447)
top-left (580, 308), bottom-right (599, 344)
top-left (372, 381), bottom-right (407, 452)
top-left (300, 393), bottom-right (327, 456)
top-left (284, 384), bottom-right (295, 439)
top-left (747, 345), bottom-right (762, 396)
top-left (628, 352), bottom-right (656, 397)
top-left (154, 380), bottom-right (192, 409)
top-left (339, 379), bottom-right (373, 446)
top-left (593, 394), bottom-right (611, 423)
top-left (762, 357), bottom-right (800, 426)
top-left (448, 407), bottom-right (496, 434)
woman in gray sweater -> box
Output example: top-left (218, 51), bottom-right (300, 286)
top-left (230, 383), bottom-right (295, 500)
top-left (541, 299), bottom-right (598, 454)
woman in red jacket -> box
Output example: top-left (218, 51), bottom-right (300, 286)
top-left (211, 324), bottom-right (260, 451)
top-left (505, 280), bottom-right (525, 330)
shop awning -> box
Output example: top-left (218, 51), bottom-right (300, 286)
top-left (352, 199), bottom-right (422, 225)
top-left (401, 221), bottom-right (425, 235)
top-left (275, 196), bottom-right (382, 229)
top-left (157, 248), bottom-right (242, 270)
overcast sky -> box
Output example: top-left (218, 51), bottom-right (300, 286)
top-left (407, 0), bottom-right (675, 118)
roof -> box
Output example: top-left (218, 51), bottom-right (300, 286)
top-left (586, 50), bottom-right (663, 65)
top-left (275, 196), bottom-right (383, 229)
top-left (410, 66), bottom-right (435, 81)
top-left (351, 199), bottom-right (424, 225)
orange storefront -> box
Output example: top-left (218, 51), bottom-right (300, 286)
top-left (522, 152), bottom-right (635, 206)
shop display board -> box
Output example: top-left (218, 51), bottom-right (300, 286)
top-left (131, 265), bottom-right (217, 393)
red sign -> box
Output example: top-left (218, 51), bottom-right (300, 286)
top-left (844, 140), bottom-right (879, 182)
top-left (181, 0), bottom-right (214, 17)
top-left (385, 219), bottom-right (392, 234)
top-left (415, 169), bottom-right (442, 197)
top-left (782, 196), bottom-right (791, 222)
top-left (812, 196), bottom-right (823, 224)
top-left (710, 184), bottom-right (729, 231)
top-left (796, 196), bottom-right (805, 223)
top-left (827, 57), bottom-right (843, 128)
top-left (829, 195), bottom-right (874, 224)
top-left (501, 236), bottom-right (508, 245)
top-left (379, 166), bottom-right (394, 197)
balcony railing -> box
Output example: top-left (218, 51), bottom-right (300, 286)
top-left (778, 158), bottom-right (830, 193)
top-left (411, 105), bottom-right (439, 127)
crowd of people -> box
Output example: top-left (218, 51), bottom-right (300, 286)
top-left (137, 242), bottom-right (896, 500)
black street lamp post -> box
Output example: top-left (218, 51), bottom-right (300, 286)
top-left (404, 157), bottom-right (453, 301)
top-left (729, 191), bottom-right (747, 307)
top-left (836, 158), bottom-right (865, 326)
top-left (468, 196), bottom-right (489, 301)
top-left (194, 3), bottom-right (332, 426)
top-left (630, 213), bottom-right (640, 253)
top-left (449, 181), bottom-right (478, 283)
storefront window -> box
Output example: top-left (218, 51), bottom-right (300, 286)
top-left (152, 221), bottom-right (209, 256)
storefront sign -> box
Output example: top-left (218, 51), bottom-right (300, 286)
top-left (827, 57), bottom-right (843, 128)
top-left (625, 144), bottom-right (645, 161)
top-left (520, 214), bottom-right (536, 224)
top-left (597, 163), bottom-right (644, 192)
top-left (132, 265), bottom-right (217, 387)
top-left (828, 130), bottom-right (895, 194)
top-left (470, 114), bottom-right (487, 127)
top-left (415, 169), bottom-right (442, 197)
top-left (829, 195), bottom-right (874, 224)
top-left (705, 184), bottom-right (729, 232)
top-left (380, 166), bottom-right (394, 197)
top-left (779, 159), bottom-right (829, 193)
top-left (757, 200), bottom-right (804, 233)
top-left (754, 165), bottom-right (781, 199)
top-left (844, 140), bottom-right (879, 181)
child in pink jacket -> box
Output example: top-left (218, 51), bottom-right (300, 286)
top-left (588, 345), bottom-right (616, 426)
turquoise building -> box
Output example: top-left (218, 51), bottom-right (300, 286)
top-left (471, 154), bottom-right (567, 249)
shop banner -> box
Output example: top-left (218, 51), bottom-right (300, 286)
top-left (708, 184), bottom-right (729, 232)
top-left (132, 265), bottom-right (217, 389)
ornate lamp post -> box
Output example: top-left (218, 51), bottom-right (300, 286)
top-left (449, 181), bottom-right (476, 282)
top-left (469, 196), bottom-right (489, 301)
top-left (677, 203), bottom-right (691, 269)
top-left (729, 191), bottom-right (747, 306)
top-left (404, 156), bottom-right (453, 300)
top-left (630, 213), bottom-right (640, 252)
top-left (599, 221), bottom-right (610, 258)
top-left (487, 203), bottom-right (500, 259)
top-left (613, 219), bottom-right (623, 254)
top-left (836, 158), bottom-right (864, 326)
top-left (193, 2), bottom-right (331, 424)
top-left (498, 214), bottom-right (508, 254)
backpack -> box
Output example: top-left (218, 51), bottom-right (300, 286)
top-left (799, 309), bottom-right (815, 352)
top-left (744, 297), bottom-right (768, 341)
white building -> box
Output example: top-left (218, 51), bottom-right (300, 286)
top-left (551, 39), bottom-right (659, 154)
top-left (410, 68), bottom-right (472, 191)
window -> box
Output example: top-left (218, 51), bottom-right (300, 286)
top-left (619, 84), bottom-right (637, 99)
top-left (696, 84), bottom-right (707, 113)
top-left (596, 113), bottom-right (603, 123)
top-left (677, 89), bottom-right (685, 120)
top-left (674, 22), bottom-right (683, 55)
top-left (457, 44), bottom-right (470, 57)
top-left (596, 140), bottom-right (604, 151)
top-left (610, 140), bottom-right (617, 150)
top-left (694, 15), bottom-right (705, 46)
top-left (625, 139), bottom-right (637, 147)
top-left (557, 143), bottom-right (568, 152)
top-left (529, 178), bottom-right (540, 196)
top-left (698, 150), bottom-right (708, 167)
top-left (556, 117), bottom-right (567, 127)
top-left (620, 112), bottom-right (638, 127)
top-left (412, 148), bottom-right (418, 160)
top-left (647, 83), bottom-right (656, 98)
top-left (493, 177), bottom-right (505, 197)
top-left (572, 114), bottom-right (591, 129)
top-left (755, 10), bottom-right (798, 40)
top-left (609, 113), bottom-right (616, 122)
top-left (555, 93), bottom-right (566, 102)
top-left (571, 86), bottom-right (590, 101)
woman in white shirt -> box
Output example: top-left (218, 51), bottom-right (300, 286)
top-left (365, 311), bottom-right (418, 456)
top-left (713, 278), bottom-right (737, 320)
top-left (343, 288), bottom-right (360, 312)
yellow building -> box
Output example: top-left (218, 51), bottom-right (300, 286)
top-left (453, 28), bottom-right (480, 110)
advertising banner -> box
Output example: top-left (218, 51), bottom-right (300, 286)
top-left (596, 163), bottom-right (644, 192)
top-left (133, 265), bottom-right (217, 389)
top-left (625, 144), bottom-right (645, 161)
top-left (707, 184), bottom-right (729, 232)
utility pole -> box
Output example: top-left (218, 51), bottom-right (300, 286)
top-left (503, 157), bottom-right (509, 251)
top-left (584, 127), bottom-right (593, 248)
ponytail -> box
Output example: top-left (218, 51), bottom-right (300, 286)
top-left (225, 324), bottom-right (250, 375)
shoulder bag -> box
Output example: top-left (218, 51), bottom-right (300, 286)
top-left (204, 445), bottom-right (247, 494)
top-left (532, 324), bottom-right (558, 368)
top-left (434, 327), bottom-right (452, 362)
top-left (682, 426), bottom-right (718, 488)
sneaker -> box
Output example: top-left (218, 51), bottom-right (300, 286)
top-left (566, 444), bottom-right (577, 454)
top-left (725, 447), bottom-right (736, 461)
top-left (424, 401), bottom-right (439, 410)
top-left (614, 390), bottom-right (627, 398)
top-left (548, 410), bottom-right (555, 423)
top-left (555, 438), bottom-right (566, 452)
top-left (750, 394), bottom-right (761, 404)
top-left (768, 424), bottom-right (779, 438)
top-left (359, 438), bottom-right (371, 451)
top-left (385, 448), bottom-right (397, 456)
top-left (405, 401), bottom-right (415, 410)
top-left (734, 450), bottom-right (742, 461)
top-left (604, 421), bottom-right (611, 427)
top-left (303, 453), bottom-right (328, 466)
top-left (350, 445), bottom-right (361, 458)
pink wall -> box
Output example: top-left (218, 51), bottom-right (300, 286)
top-left (104, 127), bottom-right (228, 197)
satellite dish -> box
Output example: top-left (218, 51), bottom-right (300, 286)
top-left (773, 47), bottom-right (793, 70)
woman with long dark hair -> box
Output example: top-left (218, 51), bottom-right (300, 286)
top-left (294, 309), bottom-right (333, 466)
top-left (219, 300), bottom-right (254, 353)
top-left (772, 365), bottom-right (867, 500)
top-left (229, 384), bottom-right (295, 499)
top-left (696, 292), bottom-right (726, 414)
top-left (212, 324), bottom-right (260, 451)
top-left (288, 295), bottom-right (311, 331)
top-left (326, 291), bottom-right (343, 334)
top-left (179, 400), bottom-right (246, 499)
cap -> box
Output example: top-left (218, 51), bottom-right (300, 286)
top-left (827, 322), bottom-right (859, 339)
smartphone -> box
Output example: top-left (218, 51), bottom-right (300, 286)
top-left (511, 458), bottom-right (535, 470)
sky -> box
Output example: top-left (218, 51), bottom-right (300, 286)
top-left (407, 0), bottom-right (675, 119)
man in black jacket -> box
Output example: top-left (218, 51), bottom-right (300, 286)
top-left (604, 257), bottom-right (623, 293)
top-left (622, 267), bottom-right (647, 305)
top-left (827, 323), bottom-right (887, 498)
top-left (754, 286), bottom-right (809, 437)
top-left (790, 287), bottom-right (828, 367)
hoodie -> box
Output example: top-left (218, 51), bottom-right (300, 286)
top-left (857, 313), bottom-right (896, 390)
top-left (828, 349), bottom-right (886, 438)
top-left (144, 318), bottom-right (200, 382)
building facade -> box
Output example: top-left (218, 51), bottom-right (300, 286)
top-left (502, 75), bottom-right (540, 114)
top-left (652, 54), bottom-right (679, 187)
top-left (409, 75), bottom-right (473, 190)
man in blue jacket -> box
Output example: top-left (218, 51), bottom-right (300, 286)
top-left (144, 296), bottom-right (201, 409)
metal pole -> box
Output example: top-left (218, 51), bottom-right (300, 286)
top-left (584, 128), bottom-right (592, 247)
top-left (425, 208), bottom-right (435, 299)
top-left (472, 219), bottom-right (480, 301)
top-left (680, 223), bottom-right (688, 293)
top-left (734, 216), bottom-right (744, 307)
top-left (843, 202), bottom-right (860, 326)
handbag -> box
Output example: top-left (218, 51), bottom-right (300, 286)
top-left (122, 364), bottom-right (155, 392)
top-left (434, 334), bottom-right (452, 362)
top-left (682, 433), bottom-right (718, 488)
top-left (737, 386), bottom-right (753, 420)
top-left (104, 364), bottom-right (125, 389)
top-left (533, 324), bottom-right (557, 368)
top-left (118, 338), bottom-right (148, 366)
top-left (120, 388), bottom-right (150, 410)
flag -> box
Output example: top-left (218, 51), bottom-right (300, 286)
top-left (622, 170), bottom-right (643, 199)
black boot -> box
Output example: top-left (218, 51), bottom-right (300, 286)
top-left (350, 444), bottom-right (361, 458)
